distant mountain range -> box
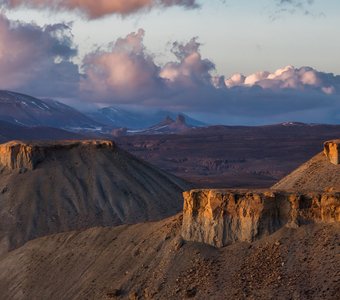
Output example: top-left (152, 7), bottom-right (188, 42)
top-left (86, 106), bottom-right (205, 129)
top-left (127, 115), bottom-right (192, 135)
top-left (0, 90), bottom-right (205, 135)
top-left (0, 90), bottom-right (100, 129)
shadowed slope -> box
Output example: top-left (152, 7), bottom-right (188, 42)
top-left (0, 140), bottom-right (188, 255)
top-left (272, 152), bottom-right (340, 191)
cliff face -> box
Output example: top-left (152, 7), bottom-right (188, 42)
top-left (0, 140), bottom-right (114, 171)
top-left (182, 189), bottom-right (340, 247)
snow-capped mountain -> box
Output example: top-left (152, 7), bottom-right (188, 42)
top-left (0, 90), bottom-right (101, 130)
top-left (87, 106), bottom-right (205, 129)
top-left (128, 115), bottom-right (192, 135)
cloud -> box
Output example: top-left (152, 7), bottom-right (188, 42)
top-left (81, 29), bottom-right (164, 102)
top-left (1, 0), bottom-right (199, 19)
top-left (225, 65), bottom-right (340, 95)
top-left (160, 38), bottom-right (215, 88)
top-left (80, 30), bottom-right (340, 125)
top-left (81, 30), bottom-right (217, 104)
top-left (271, 0), bottom-right (319, 19)
top-left (1, 17), bottom-right (339, 125)
top-left (0, 13), bottom-right (80, 98)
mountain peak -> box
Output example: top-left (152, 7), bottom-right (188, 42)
top-left (176, 114), bottom-right (186, 124)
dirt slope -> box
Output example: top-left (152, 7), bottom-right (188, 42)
top-left (0, 140), bottom-right (188, 255)
top-left (272, 152), bottom-right (340, 191)
top-left (0, 215), bottom-right (338, 300)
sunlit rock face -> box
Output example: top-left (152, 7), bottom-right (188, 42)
top-left (182, 189), bottom-right (340, 248)
top-left (0, 140), bottom-right (114, 171)
top-left (324, 140), bottom-right (340, 165)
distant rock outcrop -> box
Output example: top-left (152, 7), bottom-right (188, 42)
top-left (324, 139), bottom-right (340, 165)
top-left (132, 114), bottom-right (192, 135)
top-left (0, 140), bottom-right (189, 255)
top-left (182, 189), bottom-right (340, 247)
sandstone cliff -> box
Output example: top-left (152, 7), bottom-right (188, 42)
top-left (0, 140), bottom-right (114, 171)
top-left (182, 189), bottom-right (340, 247)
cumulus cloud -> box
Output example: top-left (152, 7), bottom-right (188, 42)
top-left (81, 29), bottom-right (164, 102)
top-left (0, 13), bottom-right (79, 97)
top-left (160, 38), bottom-right (215, 88)
top-left (225, 65), bottom-right (340, 95)
top-left (81, 30), bottom-right (217, 104)
top-left (1, 0), bottom-right (199, 19)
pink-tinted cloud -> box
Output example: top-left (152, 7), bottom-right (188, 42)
top-left (81, 29), bottom-right (163, 102)
top-left (160, 38), bottom-right (215, 88)
top-left (1, 0), bottom-right (198, 18)
top-left (74, 29), bottom-right (340, 124)
top-left (81, 30), bottom-right (218, 104)
top-left (225, 65), bottom-right (339, 95)
top-left (0, 13), bottom-right (79, 97)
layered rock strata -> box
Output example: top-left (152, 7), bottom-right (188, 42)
top-left (182, 189), bottom-right (340, 247)
top-left (0, 140), bottom-right (114, 170)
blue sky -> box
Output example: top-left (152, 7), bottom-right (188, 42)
top-left (1, 0), bottom-right (340, 124)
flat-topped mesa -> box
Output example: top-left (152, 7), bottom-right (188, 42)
top-left (0, 140), bottom-right (115, 171)
top-left (324, 140), bottom-right (340, 165)
top-left (182, 189), bottom-right (340, 248)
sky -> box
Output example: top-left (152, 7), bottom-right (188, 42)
top-left (0, 0), bottom-right (340, 125)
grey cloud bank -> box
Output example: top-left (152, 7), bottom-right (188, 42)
top-left (0, 14), bottom-right (79, 97)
